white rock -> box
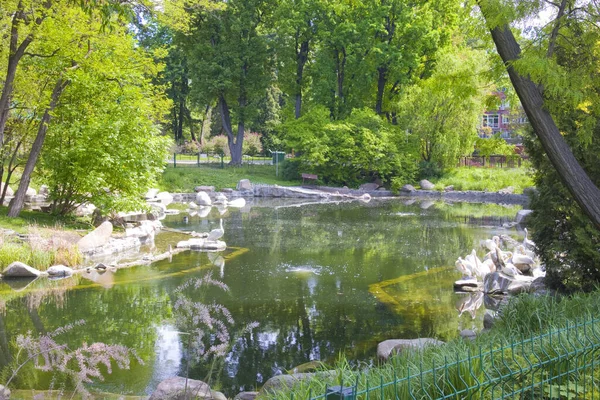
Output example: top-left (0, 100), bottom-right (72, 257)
top-left (155, 191), bottom-right (173, 206)
top-left (400, 184), bottom-right (416, 193)
top-left (419, 180), bottom-right (435, 190)
top-left (47, 265), bottom-right (73, 277)
top-left (196, 191), bottom-right (212, 206)
top-left (77, 221), bottom-right (113, 253)
top-left (149, 377), bottom-right (213, 400)
top-left (214, 193), bottom-right (228, 204)
top-left (145, 188), bottom-right (160, 199)
top-left (236, 179), bottom-right (252, 191)
top-left (0, 183), bottom-right (13, 196)
top-left (1, 262), bottom-right (42, 278)
top-left (188, 201), bottom-right (198, 209)
top-left (26, 187), bottom-right (37, 196)
top-left (377, 338), bottom-right (444, 361)
top-left (38, 185), bottom-right (49, 196)
top-left (75, 203), bottom-right (96, 217)
top-left (227, 198), bottom-right (246, 208)
top-left (149, 202), bottom-right (167, 214)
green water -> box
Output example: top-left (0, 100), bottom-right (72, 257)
top-left (0, 199), bottom-right (521, 397)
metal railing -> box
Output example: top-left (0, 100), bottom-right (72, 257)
top-left (458, 155), bottom-right (529, 168)
top-left (167, 153), bottom-right (273, 168)
top-left (285, 317), bottom-right (600, 399)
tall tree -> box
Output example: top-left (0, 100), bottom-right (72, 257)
top-left (478, 0), bottom-right (600, 230)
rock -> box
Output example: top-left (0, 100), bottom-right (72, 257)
top-left (516, 209), bottom-right (534, 224)
top-left (419, 180), bottom-right (435, 190)
top-left (1, 262), bottom-right (42, 278)
top-left (75, 203), bottom-right (96, 217)
top-left (0, 183), bottom-right (13, 196)
top-left (149, 377), bottom-right (213, 400)
top-left (400, 184), bottom-right (416, 193)
top-left (420, 200), bottom-right (435, 210)
top-left (453, 279), bottom-right (482, 292)
top-left (498, 186), bottom-right (515, 195)
top-left (359, 182), bottom-right (379, 191)
top-left (177, 238), bottom-right (226, 251)
top-left (236, 179), bottom-right (252, 191)
top-left (377, 338), bottom-right (444, 361)
top-left (260, 371), bottom-right (337, 395)
top-left (484, 271), bottom-right (534, 295)
top-left (156, 191), bottom-right (174, 206)
top-left (359, 193), bottom-right (371, 202)
top-left (195, 186), bottom-right (215, 193)
top-left (531, 276), bottom-right (547, 294)
top-left (26, 187), bottom-right (37, 196)
top-left (444, 185), bottom-right (454, 192)
top-left (149, 202), bottom-right (167, 214)
top-left (460, 329), bottom-right (477, 341)
top-left (221, 188), bottom-right (233, 193)
top-left (77, 221), bottom-right (113, 253)
top-left (214, 193), bottom-right (228, 204)
top-left (210, 391), bottom-right (227, 400)
top-left (234, 392), bottom-right (258, 400)
top-left (0, 384), bottom-right (10, 400)
top-left (47, 265), bottom-right (73, 277)
top-left (145, 188), bottom-right (160, 199)
top-left (483, 311), bottom-right (496, 329)
top-left (126, 220), bottom-right (161, 244)
top-left (195, 191), bottom-right (212, 206)
top-left (38, 184), bottom-right (49, 196)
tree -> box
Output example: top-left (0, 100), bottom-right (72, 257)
top-left (397, 46), bottom-right (488, 169)
top-left (478, 0), bottom-right (600, 230)
top-left (176, 0), bottom-right (273, 164)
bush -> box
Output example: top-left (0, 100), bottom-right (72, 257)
top-left (179, 141), bottom-right (201, 154)
top-left (204, 135), bottom-right (230, 157)
top-left (243, 132), bottom-right (263, 156)
top-left (418, 160), bottom-right (443, 180)
top-left (281, 158), bottom-right (301, 181)
top-left (525, 126), bottom-right (600, 292)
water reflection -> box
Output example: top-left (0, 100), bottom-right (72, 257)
top-left (0, 199), bottom-right (521, 397)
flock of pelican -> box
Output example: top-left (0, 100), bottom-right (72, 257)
top-left (456, 229), bottom-right (543, 280)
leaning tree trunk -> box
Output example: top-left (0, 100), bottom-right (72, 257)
top-left (294, 39), bottom-right (309, 119)
top-left (8, 77), bottom-right (68, 217)
top-left (483, 14), bottom-right (600, 230)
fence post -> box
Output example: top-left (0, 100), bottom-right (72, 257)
top-left (197, 152), bottom-right (200, 167)
top-left (220, 155), bottom-right (224, 169)
top-left (173, 153), bottom-right (176, 168)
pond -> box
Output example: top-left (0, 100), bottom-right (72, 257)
top-left (0, 198), bottom-right (522, 398)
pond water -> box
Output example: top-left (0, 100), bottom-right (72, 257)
top-left (0, 198), bottom-right (522, 397)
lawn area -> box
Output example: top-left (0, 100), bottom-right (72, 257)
top-left (429, 166), bottom-right (535, 193)
top-left (0, 206), bottom-right (91, 233)
top-left (159, 165), bottom-right (301, 192)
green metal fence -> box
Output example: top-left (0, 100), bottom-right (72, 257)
top-left (288, 318), bottom-right (600, 400)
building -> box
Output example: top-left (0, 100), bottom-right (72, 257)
top-left (480, 89), bottom-right (528, 143)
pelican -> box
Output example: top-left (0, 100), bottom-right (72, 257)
top-left (456, 257), bottom-right (474, 277)
top-left (466, 249), bottom-right (488, 277)
top-left (483, 258), bottom-right (496, 273)
top-left (502, 263), bottom-right (523, 277)
top-left (207, 219), bottom-right (224, 241)
top-left (523, 228), bottom-right (535, 249)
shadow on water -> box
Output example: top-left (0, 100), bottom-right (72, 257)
top-left (0, 198), bottom-right (520, 397)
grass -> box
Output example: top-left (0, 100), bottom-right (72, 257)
top-left (0, 206), bottom-right (92, 234)
top-left (429, 166), bottom-right (535, 193)
top-left (159, 165), bottom-right (301, 192)
top-left (265, 290), bottom-right (600, 400)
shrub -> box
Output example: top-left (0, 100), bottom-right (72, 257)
top-left (418, 160), bottom-right (443, 180)
top-left (242, 132), bottom-right (263, 156)
top-left (281, 158), bottom-right (301, 181)
top-left (204, 135), bottom-right (230, 157)
top-left (179, 141), bottom-right (201, 154)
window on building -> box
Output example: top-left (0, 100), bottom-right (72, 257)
top-left (482, 114), bottom-right (499, 128)
top-left (502, 115), bottom-right (509, 124)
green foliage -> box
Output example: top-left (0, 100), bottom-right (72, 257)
top-left (282, 107), bottom-right (418, 187)
top-left (242, 132), bottom-right (263, 156)
top-left (430, 167), bottom-right (534, 193)
top-left (159, 165), bottom-right (300, 192)
top-left (280, 158), bottom-right (301, 181)
top-left (397, 46), bottom-right (489, 169)
top-left (418, 161), bottom-right (443, 180)
top-left (204, 136), bottom-right (230, 157)
top-left (475, 134), bottom-right (516, 157)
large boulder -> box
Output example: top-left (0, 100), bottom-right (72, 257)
top-left (377, 338), bottom-right (444, 361)
top-left (400, 184), bottom-right (416, 193)
top-left (483, 271), bottom-right (534, 295)
top-left (236, 179), bottom-right (252, 191)
top-left (0, 384), bottom-right (10, 400)
top-left (259, 371), bottom-right (337, 396)
top-left (359, 182), bottom-right (379, 191)
top-left (516, 209), bottom-right (534, 224)
top-left (149, 377), bottom-right (214, 400)
top-left (145, 188), bottom-right (160, 200)
top-left (419, 180), bottom-right (435, 190)
top-left (77, 221), bottom-right (113, 253)
top-left (498, 186), bottom-right (515, 195)
top-left (1, 262), bottom-right (43, 278)
top-left (453, 279), bottom-right (482, 292)
top-left (483, 311), bottom-right (497, 329)
top-left (156, 191), bottom-right (174, 206)
top-left (25, 187), bottom-right (37, 196)
top-left (194, 185), bottom-right (215, 193)
top-left (47, 265), bottom-right (74, 277)
top-left (195, 191), bottom-right (212, 206)
top-left (38, 185), bottom-right (49, 196)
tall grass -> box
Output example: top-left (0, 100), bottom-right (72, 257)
top-left (265, 291), bottom-right (600, 400)
top-left (430, 167), bottom-right (535, 193)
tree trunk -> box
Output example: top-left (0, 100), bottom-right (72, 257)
top-left (295, 39), bottom-right (309, 119)
top-left (8, 77), bottom-right (68, 217)
top-left (0, 4), bottom-right (34, 147)
top-left (230, 123), bottom-right (244, 165)
top-left (485, 19), bottom-right (600, 230)
top-left (376, 66), bottom-right (387, 115)
top-left (200, 104), bottom-right (212, 147)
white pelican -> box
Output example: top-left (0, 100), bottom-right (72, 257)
top-left (207, 219), bottom-right (224, 241)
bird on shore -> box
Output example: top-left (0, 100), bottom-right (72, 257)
top-left (523, 228), bottom-right (535, 249)
top-left (207, 219), bottom-right (224, 241)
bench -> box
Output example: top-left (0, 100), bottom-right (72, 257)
top-left (301, 173), bottom-right (318, 185)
